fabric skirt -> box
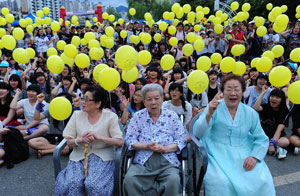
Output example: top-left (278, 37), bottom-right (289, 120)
top-left (54, 153), bottom-right (115, 196)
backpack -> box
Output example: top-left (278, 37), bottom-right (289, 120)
top-left (3, 128), bottom-right (29, 165)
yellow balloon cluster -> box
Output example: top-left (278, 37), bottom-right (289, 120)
top-left (12, 48), bottom-right (30, 64)
top-left (93, 64), bottom-right (108, 83)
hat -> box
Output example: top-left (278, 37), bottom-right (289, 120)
top-left (297, 18), bottom-right (300, 22)
top-left (249, 20), bottom-right (255, 25)
top-left (288, 62), bottom-right (298, 71)
top-left (232, 22), bottom-right (239, 26)
top-left (200, 31), bottom-right (206, 35)
top-left (257, 73), bottom-right (268, 80)
top-left (0, 61), bottom-right (9, 67)
top-left (0, 82), bottom-right (9, 90)
top-left (27, 84), bottom-right (41, 94)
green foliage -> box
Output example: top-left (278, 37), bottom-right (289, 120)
top-left (106, 6), bottom-right (122, 19)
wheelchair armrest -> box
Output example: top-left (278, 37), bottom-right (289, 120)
top-left (113, 146), bottom-right (123, 196)
top-left (53, 138), bottom-right (68, 179)
top-left (126, 148), bottom-right (135, 158)
top-left (178, 146), bottom-right (188, 161)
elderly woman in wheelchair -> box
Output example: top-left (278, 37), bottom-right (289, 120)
top-left (123, 84), bottom-right (187, 195)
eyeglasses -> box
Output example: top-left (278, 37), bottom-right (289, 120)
top-left (81, 96), bottom-right (95, 102)
top-left (224, 88), bottom-right (242, 93)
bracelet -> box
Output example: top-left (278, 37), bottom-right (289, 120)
top-left (35, 103), bottom-right (45, 112)
top-left (74, 138), bottom-right (79, 146)
top-left (269, 138), bottom-right (278, 149)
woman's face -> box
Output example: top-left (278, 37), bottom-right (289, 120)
top-left (249, 71), bottom-right (258, 80)
top-left (62, 66), bottom-right (69, 76)
top-left (46, 28), bottom-right (51, 34)
top-left (0, 88), bottom-right (9, 99)
top-left (63, 80), bottom-right (71, 89)
top-left (38, 29), bottom-right (43, 36)
top-left (9, 80), bottom-right (19, 89)
top-left (133, 90), bottom-right (143, 104)
top-left (159, 45), bottom-right (166, 51)
top-left (257, 78), bottom-right (267, 89)
top-left (10, 59), bottom-right (16, 65)
top-left (170, 88), bottom-right (182, 100)
top-left (81, 91), bottom-right (100, 112)
top-left (293, 26), bottom-right (299, 34)
top-left (269, 95), bottom-right (282, 108)
top-left (268, 27), bottom-right (273, 33)
top-left (223, 79), bottom-right (243, 109)
top-left (173, 73), bottom-right (182, 81)
top-left (149, 71), bottom-right (158, 79)
top-left (27, 90), bottom-right (37, 100)
top-left (37, 75), bottom-right (45, 84)
top-left (135, 80), bottom-right (144, 89)
top-left (209, 74), bottom-right (217, 82)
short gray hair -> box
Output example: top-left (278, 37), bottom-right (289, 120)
top-left (141, 84), bottom-right (163, 99)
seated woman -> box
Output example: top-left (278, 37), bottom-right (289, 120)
top-left (54, 85), bottom-right (123, 196)
top-left (51, 75), bottom-right (81, 98)
top-left (124, 84), bottom-right (186, 196)
top-left (254, 88), bottom-right (290, 159)
top-left (34, 72), bottom-right (51, 102)
top-left (193, 74), bottom-right (275, 196)
top-left (162, 83), bottom-right (192, 127)
top-left (10, 84), bottom-right (49, 140)
top-left (8, 74), bottom-right (27, 99)
top-left (28, 92), bottom-right (75, 158)
top-left (289, 104), bottom-right (300, 154)
top-left (120, 88), bottom-right (145, 125)
top-left (0, 82), bottom-right (16, 127)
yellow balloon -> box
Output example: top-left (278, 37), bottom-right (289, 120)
top-left (45, 17), bottom-right (51, 25)
top-left (276, 14), bottom-right (289, 27)
top-left (159, 22), bottom-right (168, 31)
top-left (61, 53), bottom-right (74, 67)
top-left (65, 20), bottom-right (70, 26)
top-left (84, 32), bottom-right (96, 43)
top-left (12, 48), bottom-right (30, 64)
top-left (37, 10), bottom-right (44, 18)
top-left (57, 40), bottom-right (66, 51)
top-left (118, 18), bottom-right (124, 25)
top-left (262, 51), bottom-right (275, 61)
top-left (138, 50), bottom-right (152, 65)
top-left (297, 5), bottom-right (300, 14)
top-left (102, 12), bottom-right (109, 20)
top-left (287, 81), bottom-right (300, 104)
top-left (203, 7), bottom-right (210, 15)
top-left (187, 32), bottom-right (196, 43)
top-left (163, 12), bottom-right (170, 20)
top-left (268, 12), bottom-right (276, 23)
top-left (115, 45), bottom-right (138, 71)
top-left (281, 5), bottom-right (288, 13)
top-left (154, 33), bottom-right (162, 42)
top-left (2, 35), bottom-right (16, 50)
top-left (194, 39), bottom-right (205, 51)
top-left (269, 66), bottom-right (291, 87)
top-left (129, 8), bottom-right (136, 16)
top-left (141, 33), bottom-right (152, 44)
top-left (266, 3), bottom-right (273, 11)
top-left (297, 67), bottom-right (300, 76)
top-left (231, 2), bottom-right (239, 11)
top-left (214, 24), bottom-right (223, 34)
top-left (47, 48), bottom-right (58, 57)
top-left (271, 45), bottom-right (284, 58)
top-left (93, 17), bottom-right (98, 23)
top-left (99, 68), bottom-right (120, 91)
top-left (220, 57), bottom-right (236, 73)
top-left (75, 53), bottom-right (90, 68)
top-left (211, 53), bottom-right (222, 64)
top-left (89, 39), bottom-right (100, 49)
top-left (183, 44), bottom-right (194, 56)
top-left (273, 22), bottom-right (286, 33)
top-left (213, 17), bottom-right (222, 25)
top-left (43, 7), bottom-right (50, 15)
top-left (169, 37), bottom-right (178, 46)
top-left (47, 55), bottom-right (65, 74)
top-left (0, 28), bottom-right (6, 37)
top-left (194, 25), bottom-right (201, 32)
top-left (196, 11), bottom-right (204, 21)
top-left (25, 17), bottom-right (32, 25)
top-left (71, 36), bottom-right (81, 47)
top-left (5, 14), bottom-right (14, 23)
top-left (231, 44), bottom-right (245, 56)
top-left (176, 7), bottom-right (184, 19)
top-left (183, 4), bottom-right (191, 13)
top-left (242, 3), bottom-right (251, 12)
top-left (89, 48), bottom-right (104, 60)
top-left (19, 19), bottom-right (27, 28)
top-left (161, 54), bottom-right (175, 71)
top-left (105, 26), bottom-right (114, 37)
top-left (232, 61), bottom-right (246, 76)
top-left (250, 57), bottom-right (259, 68)
top-left (1, 7), bottom-right (9, 16)
top-left (196, 56), bottom-right (211, 72)
top-left (0, 17), bottom-right (7, 26)
top-left (256, 26), bottom-right (267, 37)
top-left (256, 57), bottom-right (272, 72)
top-left (108, 15), bottom-right (115, 22)
top-left (105, 38), bottom-right (114, 49)
top-left (93, 64), bottom-right (109, 83)
top-left (12, 27), bottom-right (24, 41)
top-left (172, 3), bottom-right (180, 13)
top-left (221, 13), bottom-right (228, 22)
top-left (187, 12), bottom-right (195, 23)
top-left (187, 70), bottom-right (209, 94)
top-left (64, 44), bottom-right (78, 58)
top-left (290, 48), bottom-right (300, 62)
top-left (254, 16), bottom-right (265, 27)
top-left (26, 48), bottom-right (36, 59)
top-left (272, 6), bottom-right (281, 18)
top-left (168, 26), bottom-right (177, 35)
top-left (49, 97), bottom-right (72, 120)
top-left (51, 21), bottom-right (60, 32)
top-left (120, 30), bottom-right (127, 38)
top-left (122, 67), bottom-right (139, 83)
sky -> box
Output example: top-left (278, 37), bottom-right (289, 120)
top-left (91, 0), bottom-right (128, 8)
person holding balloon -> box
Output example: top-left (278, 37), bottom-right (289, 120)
top-left (28, 92), bottom-right (74, 158)
top-left (54, 85), bottom-right (123, 196)
top-left (193, 74), bottom-right (275, 196)
top-left (10, 84), bottom-right (49, 140)
top-left (33, 29), bottom-right (50, 57)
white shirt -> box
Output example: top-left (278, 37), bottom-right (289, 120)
top-left (35, 36), bottom-right (49, 53)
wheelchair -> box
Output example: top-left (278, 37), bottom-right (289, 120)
top-left (118, 113), bottom-right (208, 196)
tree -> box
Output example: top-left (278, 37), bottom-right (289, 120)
top-left (106, 6), bottom-right (122, 19)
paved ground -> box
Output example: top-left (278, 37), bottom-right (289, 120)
top-left (0, 120), bottom-right (299, 196)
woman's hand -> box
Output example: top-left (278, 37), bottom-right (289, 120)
top-left (147, 142), bottom-right (166, 153)
top-left (81, 131), bottom-right (95, 144)
top-left (122, 96), bottom-right (130, 110)
top-left (73, 97), bottom-right (80, 107)
top-left (243, 157), bottom-right (257, 171)
top-left (37, 93), bottom-right (45, 103)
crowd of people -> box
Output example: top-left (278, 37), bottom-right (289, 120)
top-left (0, 6), bottom-right (300, 195)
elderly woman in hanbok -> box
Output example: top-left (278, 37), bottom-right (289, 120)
top-left (193, 74), bottom-right (275, 196)
top-left (54, 85), bottom-right (123, 196)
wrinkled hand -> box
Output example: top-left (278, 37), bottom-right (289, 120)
top-left (81, 131), bottom-right (95, 144)
top-left (207, 92), bottom-right (223, 116)
top-left (148, 143), bottom-right (166, 153)
top-left (0, 128), bottom-right (10, 134)
top-left (37, 93), bottom-right (45, 103)
top-left (243, 157), bottom-right (257, 171)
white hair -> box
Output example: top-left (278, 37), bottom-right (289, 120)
top-left (141, 84), bottom-right (163, 99)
